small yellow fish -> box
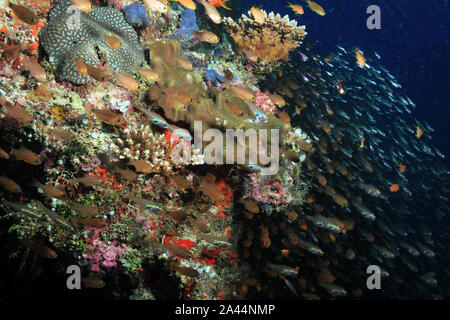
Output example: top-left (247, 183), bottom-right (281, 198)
top-left (143, 0), bottom-right (168, 13)
top-left (194, 30), bottom-right (220, 44)
top-left (306, 0), bottom-right (325, 16)
top-left (287, 3), bottom-right (304, 15)
top-left (355, 49), bottom-right (366, 68)
top-left (416, 124), bottom-right (424, 138)
top-left (70, 0), bottom-right (93, 13)
top-left (136, 68), bottom-right (160, 82)
top-left (114, 73), bottom-right (140, 92)
top-left (170, 0), bottom-right (196, 10)
top-left (198, 0), bottom-right (221, 24)
top-left (230, 86), bottom-right (255, 101)
top-left (251, 6), bottom-right (265, 24)
top-left (176, 57), bottom-right (194, 70)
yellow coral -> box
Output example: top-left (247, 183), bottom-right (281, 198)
top-left (224, 10), bottom-right (307, 73)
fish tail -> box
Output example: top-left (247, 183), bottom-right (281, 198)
top-left (222, 0), bottom-right (232, 10)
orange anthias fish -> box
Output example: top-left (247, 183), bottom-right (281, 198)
top-left (355, 49), bottom-right (366, 68)
top-left (171, 0), bottom-right (196, 10)
top-left (194, 30), bottom-right (220, 44)
top-left (91, 108), bottom-right (126, 127)
top-left (251, 5), bottom-right (265, 24)
top-left (73, 57), bottom-right (88, 75)
top-left (359, 131), bottom-right (365, 149)
top-left (114, 73), bottom-right (140, 92)
top-left (306, 0), bottom-right (325, 16)
top-left (10, 147), bottom-right (42, 165)
top-left (389, 184), bottom-right (400, 192)
top-left (30, 243), bottom-right (58, 259)
top-left (33, 180), bottom-right (67, 199)
top-left (398, 163), bottom-right (406, 173)
top-left (287, 3), bottom-right (304, 15)
top-left (85, 64), bottom-right (113, 82)
top-left (0, 176), bottom-right (22, 193)
top-left (198, 0), bottom-right (222, 24)
top-left (3, 101), bottom-right (35, 125)
top-left (0, 147), bottom-right (9, 159)
top-left (208, 0), bottom-right (232, 10)
top-left (70, 175), bottom-right (104, 187)
top-left (69, 0), bottom-right (93, 13)
top-left (136, 68), bottom-right (160, 82)
top-left (416, 124), bottom-right (424, 138)
top-left (21, 55), bottom-right (47, 82)
top-left (100, 34), bottom-right (121, 50)
top-left (10, 3), bottom-right (40, 25)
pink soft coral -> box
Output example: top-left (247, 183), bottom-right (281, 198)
top-left (255, 92), bottom-right (277, 114)
top-left (85, 227), bottom-right (126, 272)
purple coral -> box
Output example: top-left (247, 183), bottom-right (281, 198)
top-left (85, 228), bottom-right (126, 272)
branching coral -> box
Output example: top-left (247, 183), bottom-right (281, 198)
top-left (224, 10), bottom-right (307, 73)
top-left (110, 123), bottom-right (179, 173)
top-left (40, 0), bottom-right (146, 84)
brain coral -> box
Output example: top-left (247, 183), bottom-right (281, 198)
top-left (40, 0), bottom-right (146, 84)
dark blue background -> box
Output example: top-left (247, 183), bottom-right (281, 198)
top-left (237, 0), bottom-right (449, 166)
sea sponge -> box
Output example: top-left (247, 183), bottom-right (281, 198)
top-left (40, 0), bottom-right (146, 84)
top-left (224, 9), bottom-right (307, 73)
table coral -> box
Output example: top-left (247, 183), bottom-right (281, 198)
top-left (40, 0), bottom-right (146, 84)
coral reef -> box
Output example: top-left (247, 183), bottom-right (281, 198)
top-left (176, 8), bottom-right (198, 40)
top-left (123, 3), bottom-right (151, 28)
top-left (110, 123), bottom-right (180, 173)
top-left (224, 9), bottom-right (307, 73)
top-left (40, 0), bottom-right (146, 84)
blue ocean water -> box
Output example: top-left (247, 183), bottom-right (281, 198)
top-left (251, 0), bottom-right (450, 167)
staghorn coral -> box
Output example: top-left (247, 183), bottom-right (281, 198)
top-left (224, 10), bottom-right (307, 73)
top-left (110, 123), bottom-right (179, 173)
top-left (40, 0), bottom-right (146, 84)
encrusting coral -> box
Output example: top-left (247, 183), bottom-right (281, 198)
top-left (224, 9), bottom-right (307, 73)
top-left (40, 0), bottom-right (146, 84)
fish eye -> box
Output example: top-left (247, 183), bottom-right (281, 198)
top-left (117, 118), bottom-right (121, 123)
